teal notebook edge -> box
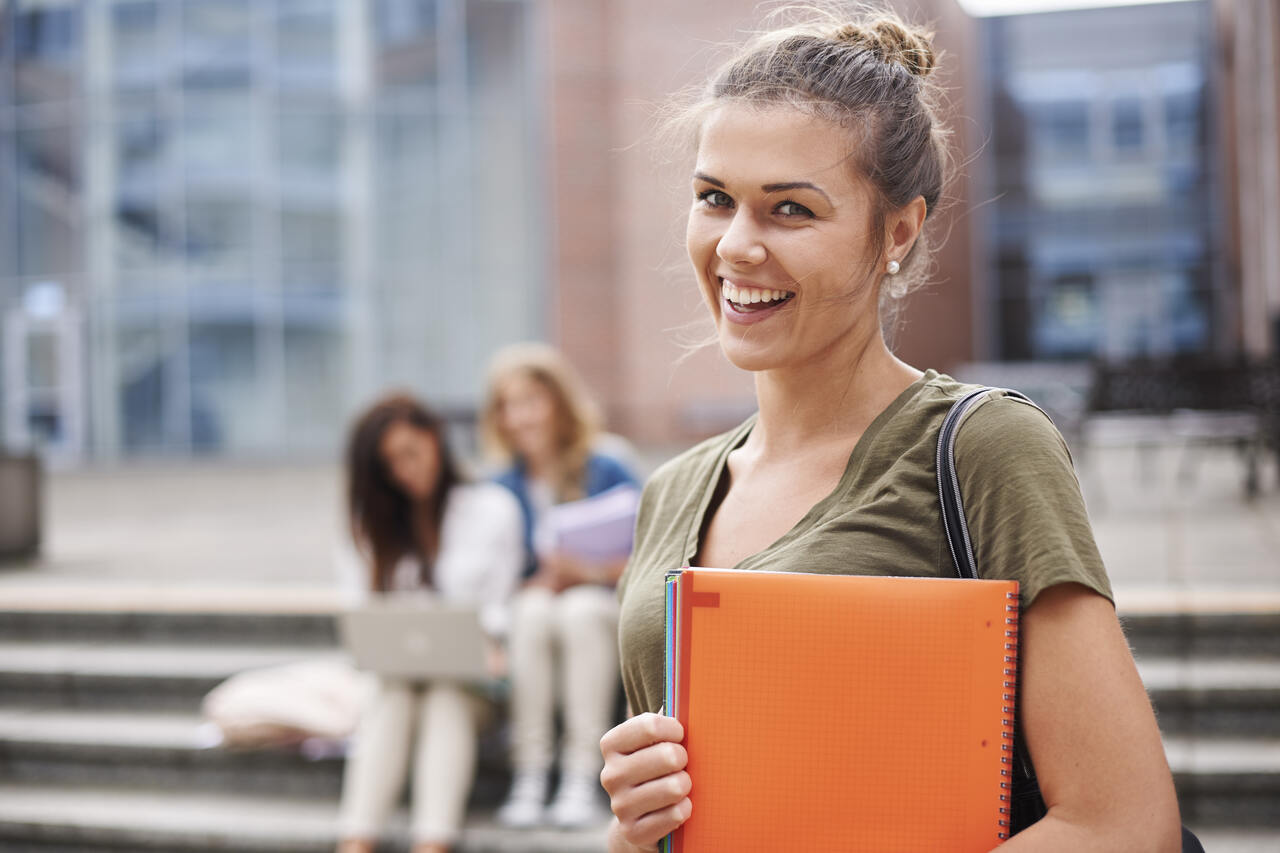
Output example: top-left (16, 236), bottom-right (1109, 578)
top-left (660, 569), bottom-right (683, 853)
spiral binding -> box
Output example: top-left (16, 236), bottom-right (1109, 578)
top-left (996, 590), bottom-right (1020, 839)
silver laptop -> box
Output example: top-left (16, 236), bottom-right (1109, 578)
top-left (338, 601), bottom-right (488, 680)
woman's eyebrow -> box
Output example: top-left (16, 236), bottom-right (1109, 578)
top-left (762, 181), bottom-right (831, 203)
top-left (693, 172), bottom-right (725, 187)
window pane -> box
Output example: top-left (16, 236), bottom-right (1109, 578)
top-left (284, 316), bottom-right (345, 450)
top-left (182, 0), bottom-right (251, 92)
top-left (116, 304), bottom-right (173, 453)
top-left (276, 0), bottom-right (336, 89)
top-left (277, 110), bottom-right (340, 180)
top-left (112, 0), bottom-right (162, 92)
top-left (184, 197), bottom-right (252, 273)
top-left (13, 3), bottom-right (80, 105)
top-left (374, 0), bottom-right (438, 92)
top-left (16, 124), bottom-right (82, 277)
top-left (1032, 101), bottom-right (1089, 158)
top-left (1112, 98), bottom-right (1144, 151)
top-left (281, 206), bottom-right (340, 268)
top-left (182, 105), bottom-right (252, 178)
top-left (188, 319), bottom-right (258, 452)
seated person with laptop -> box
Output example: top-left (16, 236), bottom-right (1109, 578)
top-left (335, 393), bottom-right (523, 853)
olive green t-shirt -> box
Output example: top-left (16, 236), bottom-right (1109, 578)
top-left (617, 370), bottom-right (1113, 715)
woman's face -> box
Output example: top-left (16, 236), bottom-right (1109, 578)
top-left (378, 420), bottom-right (441, 503)
top-left (685, 102), bottom-right (885, 373)
top-left (496, 372), bottom-right (559, 461)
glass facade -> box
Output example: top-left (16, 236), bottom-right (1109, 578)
top-left (983, 1), bottom-right (1220, 361)
top-left (0, 0), bottom-right (543, 461)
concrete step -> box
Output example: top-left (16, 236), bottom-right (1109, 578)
top-left (0, 609), bottom-right (338, 647)
top-left (1136, 658), bottom-right (1280, 736)
top-left (0, 707), bottom-right (511, 806)
top-left (1165, 737), bottom-right (1280, 827)
top-left (1187, 829), bottom-right (1280, 853)
top-left (0, 708), bottom-right (345, 799)
top-left (1123, 610), bottom-right (1280, 659)
top-left (0, 642), bottom-right (333, 711)
top-left (0, 785), bottom-right (609, 853)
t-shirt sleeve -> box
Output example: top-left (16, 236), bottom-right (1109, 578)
top-left (953, 395), bottom-right (1113, 610)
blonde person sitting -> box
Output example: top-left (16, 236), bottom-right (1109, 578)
top-left (335, 393), bottom-right (523, 853)
top-left (484, 344), bottom-right (639, 828)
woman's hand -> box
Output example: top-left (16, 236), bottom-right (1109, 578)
top-left (599, 712), bottom-right (692, 852)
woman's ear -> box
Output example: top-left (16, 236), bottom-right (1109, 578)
top-left (885, 195), bottom-right (927, 263)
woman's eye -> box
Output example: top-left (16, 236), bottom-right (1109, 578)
top-left (696, 189), bottom-right (732, 208)
top-left (776, 201), bottom-right (813, 218)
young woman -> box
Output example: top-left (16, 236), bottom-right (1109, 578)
top-left (335, 393), bottom-right (523, 853)
top-left (481, 343), bottom-right (639, 828)
top-left (599, 10), bottom-right (1183, 853)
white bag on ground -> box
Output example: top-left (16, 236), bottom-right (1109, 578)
top-left (202, 656), bottom-right (376, 748)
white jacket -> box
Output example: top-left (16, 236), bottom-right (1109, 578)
top-left (336, 481), bottom-right (524, 637)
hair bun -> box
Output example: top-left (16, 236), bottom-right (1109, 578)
top-left (833, 19), bottom-right (936, 78)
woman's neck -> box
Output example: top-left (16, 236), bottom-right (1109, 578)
top-left (521, 449), bottom-right (559, 482)
top-left (749, 335), bottom-right (921, 460)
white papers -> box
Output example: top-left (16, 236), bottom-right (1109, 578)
top-left (535, 484), bottom-right (640, 563)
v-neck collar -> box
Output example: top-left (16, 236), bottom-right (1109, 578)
top-left (680, 369), bottom-right (938, 569)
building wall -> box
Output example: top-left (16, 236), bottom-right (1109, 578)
top-left (1216, 0), bottom-right (1280, 357)
top-left (543, 0), bottom-right (980, 446)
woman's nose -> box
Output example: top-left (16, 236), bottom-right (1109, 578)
top-left (716, 209), bottom-right (767, 266)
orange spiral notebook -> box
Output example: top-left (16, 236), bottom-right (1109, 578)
top-left (662, 567), bottom-right (1018, 852)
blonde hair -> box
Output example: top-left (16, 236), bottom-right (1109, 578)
top-left (481, 343), bottom-right (603, 500)
top-left (667, 3), bottom-right (952, 333)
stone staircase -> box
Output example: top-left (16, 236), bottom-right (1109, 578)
top-left (0, 603), bottom-right (1277, 851)
top-left (0, 606), bottom-right (607, 852)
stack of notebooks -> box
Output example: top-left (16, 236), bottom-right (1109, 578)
top-left (662, 567), bottom-right (1019, 852)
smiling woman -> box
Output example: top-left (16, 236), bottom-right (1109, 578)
top-left (600, 5), bottom-right (1186, 853)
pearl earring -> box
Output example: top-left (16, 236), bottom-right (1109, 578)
top-left (886, 259), bottom-right (900, 275)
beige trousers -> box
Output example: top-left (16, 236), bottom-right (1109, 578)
top-left (507, 584), bottom-right (620, 776)
top-left (337, 678), bottom-right (488, 844)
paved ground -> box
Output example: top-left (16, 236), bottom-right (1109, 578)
top-left (1, 436), bottom-right (1277, 608)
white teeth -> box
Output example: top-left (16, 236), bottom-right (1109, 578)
top-left (721, 280), bottom-right (791, 306)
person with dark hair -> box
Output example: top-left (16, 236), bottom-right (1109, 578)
top-left (336, 393), bottom-right (523, 853)
top-left (599, 7), bottom-right (1183, 853)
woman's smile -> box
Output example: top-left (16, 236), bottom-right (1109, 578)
top-left (719, 277), bottom-right (796, 324)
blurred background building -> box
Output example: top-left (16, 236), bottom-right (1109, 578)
top-left (0, 0), bottom-right (1276, 460)
top-left (1, 0), bottom-right (544, 463)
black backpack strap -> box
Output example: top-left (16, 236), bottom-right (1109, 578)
top-left (937, 387), bottom-right (1037, 580)
top-left (937, 385), bottom-right (1045, 833)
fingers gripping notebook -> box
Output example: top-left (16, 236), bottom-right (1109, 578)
top-left (663, 568), bottom-right (1018, 852)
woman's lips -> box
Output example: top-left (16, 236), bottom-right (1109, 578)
top-left (719, 278), bottom-right (795, 326)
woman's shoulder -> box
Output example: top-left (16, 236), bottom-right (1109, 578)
top-left (445, 481), bottom-right (522, 524)
top-left (892, 372), bottom-right (1062, 451)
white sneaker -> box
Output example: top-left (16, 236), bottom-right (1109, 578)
top-left (548, 772), bottom-right (610, 828)
top-left (497, 769), bottom-right (548, 828)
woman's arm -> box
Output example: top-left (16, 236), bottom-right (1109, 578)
top-left (996, 583), bottom-right (1181, 853)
